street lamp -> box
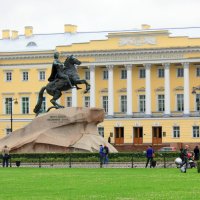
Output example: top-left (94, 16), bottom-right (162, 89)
top-left (5, 98), bottom-right (18, 133)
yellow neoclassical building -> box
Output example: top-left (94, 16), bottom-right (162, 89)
top-left (1, 24), bottom-right (200, 150)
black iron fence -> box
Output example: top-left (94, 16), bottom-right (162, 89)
top-left (0, 152), bottom-right (182, 168)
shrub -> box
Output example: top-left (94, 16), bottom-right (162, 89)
top-left (2, 152), bottom-right (180, 163)
top-left (197, 161), bottom-right (200, 173)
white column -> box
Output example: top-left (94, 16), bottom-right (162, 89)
top-left (90, 65), bottom-right (95, 107)
top-left (107, 65), bottom-right (114, 116)
top-left (164, 63), bottom-right (171, 115)
top-left (145, 64), bottom-right (152, 116)
top-left (125, 64), bottom-right (133, 116)
top-left (183, 62), bottom-right (190, 115)
top-left (72, 88), bottom-right (77, 107)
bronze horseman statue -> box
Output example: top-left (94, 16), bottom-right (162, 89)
top-left (33, 52), bottom-right (90, 116)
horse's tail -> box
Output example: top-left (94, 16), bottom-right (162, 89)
top-left (33, 86), bottom-right (46, 114)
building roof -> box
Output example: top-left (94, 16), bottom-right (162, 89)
top-left (165, 27), bottom-right (200, 38)
top-left (1, 27), bottom-right (200, 53)
top-left (0, 31), bottom-right (109, 52)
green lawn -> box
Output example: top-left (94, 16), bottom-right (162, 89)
top-left (0, 168), bottom-right (199, 200)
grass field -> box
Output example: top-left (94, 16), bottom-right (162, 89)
top-left (0, 168), bottom-right (199, 200)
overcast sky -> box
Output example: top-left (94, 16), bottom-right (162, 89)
top-left (1, 0), bottom-right (200, 36)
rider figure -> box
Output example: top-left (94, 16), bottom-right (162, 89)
top-left (48, 52), bottom-right (74, 88)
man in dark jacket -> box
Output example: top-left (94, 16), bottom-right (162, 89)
top-left (103, 145), bottom-right (109, 164)
top-left (99, 145), bottom-right (104, 165)
top-left (2, 145), bottom-right (10, 167)
top-left (180, 145), bottom-right (189, 173)
top-left (145, 145), bottom-right (154, 168)
top-left (194, 146), bottom-right (199, 160)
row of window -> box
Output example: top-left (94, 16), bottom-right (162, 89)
top-left (5, 125), bottom-right (199, 137)
top-left (4, 93), bottom-right (200, 115)
top-left (5, 71), bottom-right (46, 81)
top-left (139, 67), bottom-right (199, 78)
top-left (68, 94), bottom-right (200, 113)
top-left (5, 97), bottom-right (30, 114)
top-left (5, 67), bottom-right (200, 81)
top-left (97, 126), bottom-right (200, 139)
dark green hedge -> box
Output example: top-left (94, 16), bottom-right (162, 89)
top-left (0, 152), bottom-right (180, 163)
top-left (197, 161), bottom-right (200, 173)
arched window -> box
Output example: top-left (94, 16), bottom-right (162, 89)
top-left (26, 41), bottom-right (37, 47)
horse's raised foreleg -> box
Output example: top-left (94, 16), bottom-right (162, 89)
top-left (74, 79), bottom-right (90, 93)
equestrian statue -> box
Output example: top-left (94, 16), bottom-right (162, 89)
top-left (33, 52), bottom-right (90, 116)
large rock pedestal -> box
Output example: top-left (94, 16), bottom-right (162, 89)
top-left (0, 107), bottom-right (117, 153)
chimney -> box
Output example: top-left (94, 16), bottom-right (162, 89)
top-left (2, 29), bottom-right (10, 39)
top-left (24, 26), bottom-right (33, 37)
top-left (11, 30), bottom-right (18, 39)
top-left (141, 24), bottom-right (151, 30)
top-left (64, 24), bottom-right (77, 33)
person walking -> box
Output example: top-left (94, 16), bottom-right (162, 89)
top-left (2, 145), bottom-right (10, 167)
top-left (108, 136), bottom-right (111, 144)
top-left (194, 145), bottom-right (199, 161)
top-left (99, 145), bottom-right (104, 166)
top-left (103, 145), bottom-right (109, 164)
top-left (145, 145), bottom-right (154, 168)
top-left (180, 145), bottom-right (189, 173)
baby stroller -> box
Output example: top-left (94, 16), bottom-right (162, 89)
top-left (187, 152), bottom-right (196, 168)
top-left (175, 156), bottom-right (195, 171)
top-left (188, 159), bottom-right (196, 168)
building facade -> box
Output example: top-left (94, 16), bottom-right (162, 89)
top-left (1, 24), bottom-right (200, 150)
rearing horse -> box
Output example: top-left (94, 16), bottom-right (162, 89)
top-left (33, 55), bottom-right (90, 115)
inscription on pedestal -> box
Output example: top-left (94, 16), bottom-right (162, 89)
top-left (47, 115), bottom-right (69, 124)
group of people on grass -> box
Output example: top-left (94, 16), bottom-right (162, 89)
top-left (145, 144), bottom-right (200, 172)
top-left (99, 144), bottom-right (109, 165)
top-left (179, 145), bottom-right (199, 172)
